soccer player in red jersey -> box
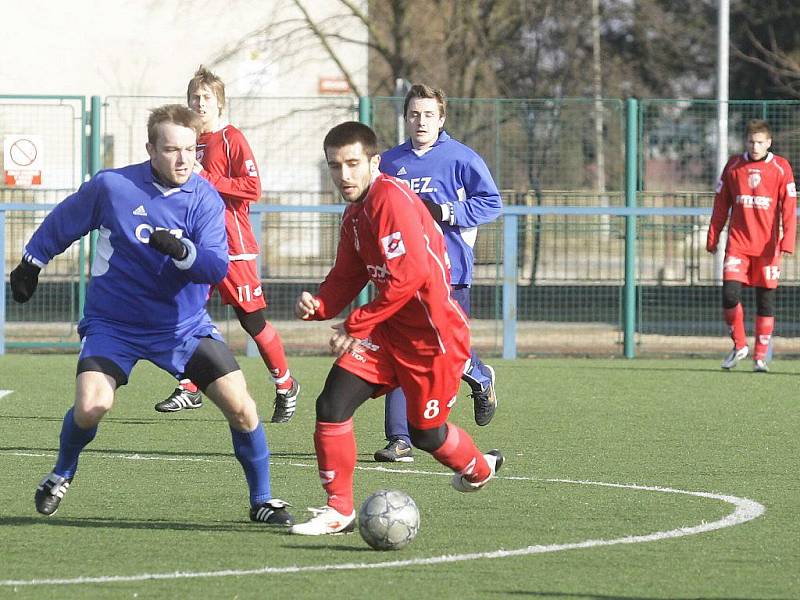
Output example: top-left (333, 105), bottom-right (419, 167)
top-left (288, 122), bottom-right (504, 535)
top-left (154, 67), bottom-right (299, 421)
top-left (706, 119), bottom-right (797, 372)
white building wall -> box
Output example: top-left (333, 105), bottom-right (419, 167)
top-left (1, 0), bottom-right (368, 98)
top-left (1, 0), bottom-right (368, 192)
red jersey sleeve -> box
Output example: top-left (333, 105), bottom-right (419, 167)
top-left (200, 127), bottom-right (262, 204)
top-left (778, 158), bottom-right (797, 254)
top-left (344, 179), bottom-right (430, 339)
top-left (313, 216), bottom-right (371, 320)
top-left (707, 157), bottom-right (736, 253)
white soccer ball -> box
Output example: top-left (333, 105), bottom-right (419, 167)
top-left (358, 489), bottom-right (420, 551)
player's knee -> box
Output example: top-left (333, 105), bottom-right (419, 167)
top-left (315, 392), bottom-right (352, 423)
top-left (722, 281), bottom-right (742, 309)
top-left (236, 308), bottom-right (267, 338)
top-left (408, 424), bottom-right (447, 453)
top-left (756, 288), bottom-right (776, 316)
top-left (219, 397), bottom-right (259, 431)
top-left (205, 372), bottom-right (259, 429)
top-left (73, 402), bottom-right (110, 428)
top-left (314, 366), bottom-right (375, 422)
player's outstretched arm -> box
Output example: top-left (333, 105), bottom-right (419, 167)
top-left (9, 258), bottom-right (41, 303)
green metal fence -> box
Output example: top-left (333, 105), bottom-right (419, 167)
top-left (639, 99), bottom-right (800, 194)
top-left (2, 96), bottom-right (799, 357)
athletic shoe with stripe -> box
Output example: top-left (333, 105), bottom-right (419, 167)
top-left (154, 386), bottom-right (203, 412)
top-left (289, 505), bottom-right (356, 536)
top-left (270, 378), bottom-right (299, 423)
top-left (472, 365), bottom-right (497, 426)
top-left (721, 346), bottom-right (748, 370)
top-left (753, 359), bottom-right (769, 373)
top-left (249, 499), bottom-right (294, 526)
top-left (35, 472), bottom-right (72, 516)
top-left (373, 438), bottom-right (414, 463)
top-left (451, 450), bottom-right (504, 493)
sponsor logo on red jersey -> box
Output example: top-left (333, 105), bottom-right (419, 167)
top-left (381, 231), bottom-right (406, 259)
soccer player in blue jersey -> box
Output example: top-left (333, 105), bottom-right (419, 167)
top-left (373, 84), bottom-right (503, 462)
top-left (8, 104), bottom-right (293, 526)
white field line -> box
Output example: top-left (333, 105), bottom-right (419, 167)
top-left (0, 451), bottom-right (765, 588)
top-left (0, 390), bottom-right (12, 400)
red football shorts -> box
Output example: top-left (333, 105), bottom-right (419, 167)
top-left (335, 325), bottom-right (469, 430)
top-left (722, 252), bottom-right (782, 289)
top-left (213, 259), bottom-right (267, 311)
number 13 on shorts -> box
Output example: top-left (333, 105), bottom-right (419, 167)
top-left (764, 265), bottom-right (780, 281)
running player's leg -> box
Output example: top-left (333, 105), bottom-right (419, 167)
top-left (451, 285), bottom-right (497, 425)
top-left (36, 333), bottom-right (131, 516)
top-left (233, 306), bottom-right (298, 423)
top-left (181, 336), bottom-right (293, 525)
top-left (374, 388), bottom-right (413, 463)
top-left (399, 351), bottom-right (500, 491)
top-left (221, 259), bottom-right (298, 422)
top-left (290, 337), bottom-right (386, 536)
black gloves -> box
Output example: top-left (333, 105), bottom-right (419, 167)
top-left (149, 230), bottom-right (188, 260)
top-left (422, 200), bottom-right (443, 222)
top-left (10, 259), bottom-right (41, 303)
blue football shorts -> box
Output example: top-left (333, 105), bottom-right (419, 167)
top-left (77, 317), bottom-right (225, 386)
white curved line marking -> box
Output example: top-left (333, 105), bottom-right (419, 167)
top-left (0, 463), bottom-right (765, 588)
top-left (0, 390), bottom-right (12, 400)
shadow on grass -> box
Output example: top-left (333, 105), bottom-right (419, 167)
top-left (288, 541), bottom-right (372, 553)
top-left (515, 363), bottom-right (800, 377)
top-left (0, 445), bottom-right (318, 461)
top-left (0, 514), bottom-right (292, 535)
top-left (499, 592), bottom-right (793, 600)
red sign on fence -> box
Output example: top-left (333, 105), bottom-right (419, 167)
top-left (4, 134), bottom-right (43, 186)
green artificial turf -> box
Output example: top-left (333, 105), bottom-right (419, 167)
top-left (0, 356), bottom-right (797, 599)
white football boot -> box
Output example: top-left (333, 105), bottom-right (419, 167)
top-left (721, 346), bottom-right (749, 370)
top-left (289, 505), bottom-right (356, 535)
top-left (452, 450), bottom-right (504, 493)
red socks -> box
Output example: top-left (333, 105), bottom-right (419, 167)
top-left (178, 379), bottom-right (198, 393)
top-left (724, 304), bottom-right (775, 360)
top-left (313, 420), bottom-right (492, 512)
top-left (754, 315), bottom-right (774, 361)
top-left (314, 419), bottom-right (357, 515)
top-left (724, 304), bottom-right (747, 349)
top-left (253, 322), bottom-right (292, 391)
top-left (431, 423), bottom-right (490, 484)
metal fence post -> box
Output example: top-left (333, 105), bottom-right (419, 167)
top-left (502, 213), bottom-right (518, 359)
top-left (355, 95), bottom-right (372, 307)
top-left (0, 210), bottom-right (5, 355)
top-left (79, 96), bottom-right (102, 321)
top-left (624, 98), bottom-right (638, 358)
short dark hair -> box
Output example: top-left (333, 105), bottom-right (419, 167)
top-left (147, 104), bottom-right (202, 144)
top-left (187, 65), bottom-right (226, 114)
top-left (323, 121), bottom-right (379, 158)
top-left (746, 119), bottom-right (772, 138)
top-left (403, 84), bottom-right (447, 119)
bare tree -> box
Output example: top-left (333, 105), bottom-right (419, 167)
top-left (733, 23), bottom-right (800, 99)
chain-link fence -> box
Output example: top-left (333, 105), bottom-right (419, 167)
top-left (2, 96), bottom-right (799, 357)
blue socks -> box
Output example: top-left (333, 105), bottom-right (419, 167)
top-left (53, 408), bottom-right (98, 478)
top-left (230, 423), bottom-right (272, 506)
top-left (384, 388), bottom-right (411, 444)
